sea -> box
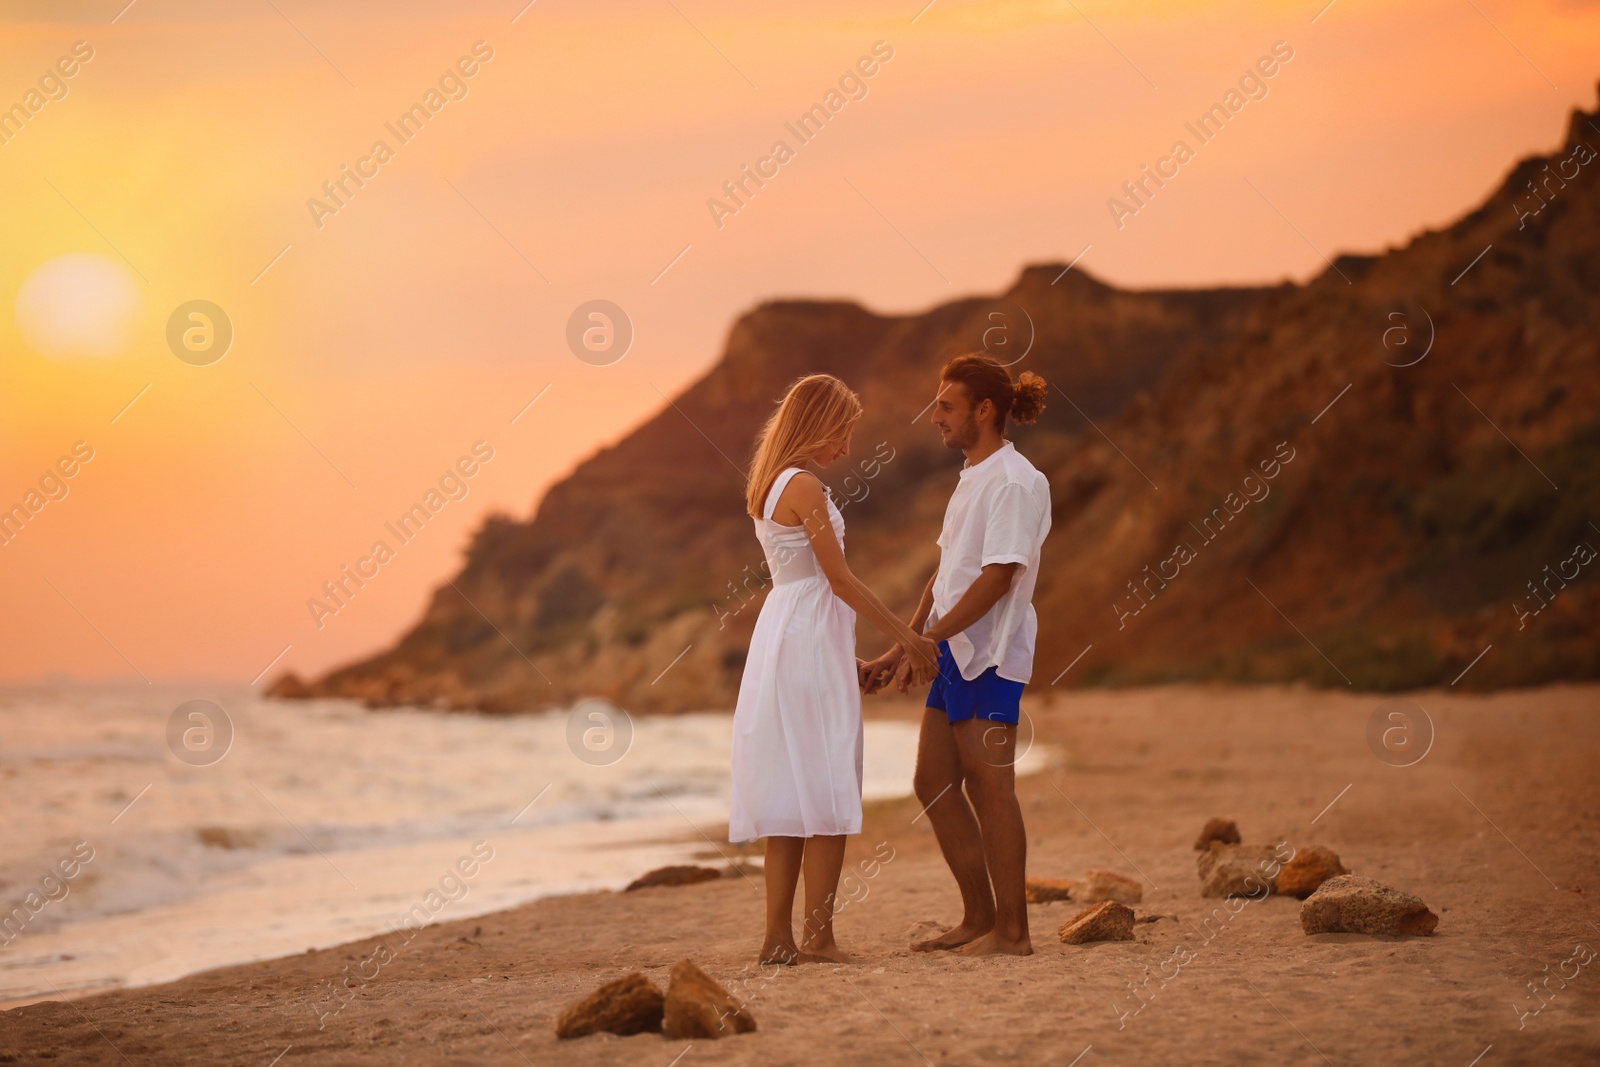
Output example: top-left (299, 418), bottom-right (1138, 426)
top-left (0, 684), bottom-right (1046, 1007)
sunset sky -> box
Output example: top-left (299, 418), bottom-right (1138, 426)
top-left (2, 0), bottom-right (1597, 685)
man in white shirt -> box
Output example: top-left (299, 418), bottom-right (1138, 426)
top-left (863, 353), bottom-right (1051, 956)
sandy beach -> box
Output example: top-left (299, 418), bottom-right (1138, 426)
top-left (3, 682), bottom-right (1596, 1065)
top-left (7, 5), bottom-right (1599, 1065)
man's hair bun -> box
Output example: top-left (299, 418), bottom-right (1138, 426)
top-left (1011, 370), bottom-right (1047, 425)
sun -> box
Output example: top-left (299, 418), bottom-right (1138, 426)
top-left (16, 253), bottom-right (142, 362)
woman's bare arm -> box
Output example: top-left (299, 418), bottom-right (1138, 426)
top-left (775, 473), bottom-right (939, 676)
top-left (860, 569), bottom-right (935, 693)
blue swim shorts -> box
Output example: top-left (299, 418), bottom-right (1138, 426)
top-left (925, 640), bottom-right (1025, 725)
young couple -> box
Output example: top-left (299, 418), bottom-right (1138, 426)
top-left (729, 353), bottom-right (1051, 965)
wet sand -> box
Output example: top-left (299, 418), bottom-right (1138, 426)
top-left (3, 683), bottom-right (1597, 1066)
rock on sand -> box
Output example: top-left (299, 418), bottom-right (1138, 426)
top-left (625, 865), bottom-right (723, 891)
top-left (1058, 901), bottom-right (1135, 945)
top-left (1025, 877), bottom-right (1075, 903)
top-left (555, 972), bottom-right (664, 1038)
top-left (1300, 875), bottom-right (1438, 936)
top-left (1075, 869), bottom-right (1143, 905)
top-left (1274, 846), bottom-right (1348, 899)
top-left (1194, 817), bottom-right (1242, 850)
top-left (1197, 842), bottom-right (1282, 898)
top-left (663, 959), bottom-right (757, 1039)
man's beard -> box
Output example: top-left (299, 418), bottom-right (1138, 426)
top-left (944, 412), bottom-right (980, 450)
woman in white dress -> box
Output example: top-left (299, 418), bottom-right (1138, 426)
top-left (730, 374), bottom-right (940, 965)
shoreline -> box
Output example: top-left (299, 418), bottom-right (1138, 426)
top-left (4, 683), bottom-right (1597, 1065)
top-left (0, 701), bottom-right (935, 1014)
top-left (0, 697), bottom-right (931, 1013)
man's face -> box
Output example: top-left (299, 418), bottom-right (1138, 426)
top-left (930, 379), bottom-right (983, 451)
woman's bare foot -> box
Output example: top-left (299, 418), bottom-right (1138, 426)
top-left (759, 940), bottom-right (800, 965)
top-left (797, 939), bottom-right (856, 964)
top-left (954, 930), bottom-right (1033, 956)
top-left (910, 920), bottom-right (993, 952)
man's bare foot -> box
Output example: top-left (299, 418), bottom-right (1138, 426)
top-left (910, 920), bottom-right (993, 952)
top-left (759, 941), bottom-right (800, 965)
top-left (954, 930), bottom-right (1033, 956)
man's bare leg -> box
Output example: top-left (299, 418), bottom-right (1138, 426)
top-left (797, 835), bottom-right (853, 963)
top-left (761, 837), bottom-right (803, 964)
top-left (910, 707), bottom-right (996, 951)
top-left (952, 720), bottom-right (1032, 956)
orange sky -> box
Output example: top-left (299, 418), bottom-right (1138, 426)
top-left (2, 0), bottom-right (1597, 685)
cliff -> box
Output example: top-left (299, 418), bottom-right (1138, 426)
top-left (273, 86), bottom-right (1600, 713)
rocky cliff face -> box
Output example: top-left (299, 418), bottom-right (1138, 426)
top-left (273, 88), bottom-right (1600, 713)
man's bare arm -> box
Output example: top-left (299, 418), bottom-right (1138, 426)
top-left (921, 562), bottom-right (1019, 643)
top-left (876, 564), bottom-right (1021, 693)
top-left (908, 570), bottom-right (937, 633)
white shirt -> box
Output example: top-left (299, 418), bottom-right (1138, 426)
top-left (929, 440), bottom-right (1051, 683)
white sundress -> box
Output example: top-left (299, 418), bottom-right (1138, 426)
top-left (728, 467), bottom-right (864, 844)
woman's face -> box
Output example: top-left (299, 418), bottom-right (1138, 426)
top-left (812, 426), bottom-right (854, 468)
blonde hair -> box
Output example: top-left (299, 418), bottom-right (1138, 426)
top-left (745, 374), bottom-right (862, 518)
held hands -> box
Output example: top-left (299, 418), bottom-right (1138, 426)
top-left (860, 646), bottom-right (905, 696)
top-left (856, 657), bottom-right (880, 694)
top-left (890, 655), bottom-right (915, 695)
top-left (859, 633), bottom-right (939, 696)
top-left (859, 648), bottom-right (899, 695)
top-left (896, 633), bottom-right (940, 692)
